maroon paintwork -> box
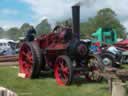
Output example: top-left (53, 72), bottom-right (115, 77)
top-left (114, 39), bottom-right (128, 50)
top-left (35, 29), bottom-right (72, 68)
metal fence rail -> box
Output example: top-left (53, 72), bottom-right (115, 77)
top-left (0, 87), bottom-right (17, 96)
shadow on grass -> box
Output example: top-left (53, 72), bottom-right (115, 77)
top-left (38, 70), bottom-right (107, 86)
top-left (39, 70), bottom-right (54, 79)
top-left (99, 85), bottom-right (109, 91)
top-left (72, 77), bottom-right (106, 86)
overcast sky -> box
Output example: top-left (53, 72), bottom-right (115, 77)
top-left (0, 0), bottom-right (128, 31)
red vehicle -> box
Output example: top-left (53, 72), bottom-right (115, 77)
top-left (114, 39), bottom-right (128, 50)
top-left (18, 5), bottom-right (103, 86)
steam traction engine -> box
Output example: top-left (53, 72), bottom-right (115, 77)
top-left (18, 5), bottom-right (103, 85)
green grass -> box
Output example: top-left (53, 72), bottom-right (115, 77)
top-left (0, 66), bottom-right (110, 96)
top-left (121, 64), bottom-right (128, 69)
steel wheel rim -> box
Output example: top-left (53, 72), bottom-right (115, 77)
top-left (102, 57), bottom-right (112, 66)
top-left (19, 43), bottom-right (33, 78)
top-left (54, 57), bottom-right (69, 85)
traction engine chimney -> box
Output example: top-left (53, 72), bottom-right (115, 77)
top-left (72, 5), bottom-right (80, 40)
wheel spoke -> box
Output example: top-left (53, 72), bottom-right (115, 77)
top-left (60, 64), bottom-right (65, 69)
top-left (62, 67), bottom-right (69, 74)
top-left (22, 51), bottom-right (26, 56)
top-left (25, 58), bottom-right (32, 64)
top-left (59, 59), bottom-right (65, 69)
top-left (22, 61), bottom-right (27, 67)
top-left (25, 51), bottom-right (33, 64)
top-left (26, 64), bottom-right (32, 68)
top-left (63, 73), bottom-right (68, 81)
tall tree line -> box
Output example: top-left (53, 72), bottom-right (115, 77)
top-left (0, 19), bottom-right (51, 40)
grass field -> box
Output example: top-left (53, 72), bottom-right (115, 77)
top-left (0, 66), bottom-right (111, 96)
top-left (2, 64), bottom-right (128, 96)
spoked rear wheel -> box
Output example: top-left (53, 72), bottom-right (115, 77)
top-left (19, 42), bottom-right (42, 78)
top-left (86, 54), bottom-right (103, 82)
top-left (54, 55), bottom-right (73, 86)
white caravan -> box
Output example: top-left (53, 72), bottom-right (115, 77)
top-left (0, 39), bottom-right (15, 55)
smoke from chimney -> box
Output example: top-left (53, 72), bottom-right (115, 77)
top-left (72, 0), bottom-right (96, 7)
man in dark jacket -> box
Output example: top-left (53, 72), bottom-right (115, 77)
top-left (25, 26), bottom-right (36, 41)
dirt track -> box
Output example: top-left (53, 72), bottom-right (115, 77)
top-left (0, 61), bottom-right (18, 66)
top-left (0, 55), bottom-right (18, 66)
top-left (0, 55), bottom-right (18, 62)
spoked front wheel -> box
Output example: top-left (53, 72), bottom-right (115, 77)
top-left (86, 54), bottom-right (103, 82)
top-left (54, 55), bottom-right (73, 86)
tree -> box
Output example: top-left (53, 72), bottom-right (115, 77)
top-left (0, 27), bottom-right (5, 38)
top-left (0, 27), bottom-right (4, 32)
top-left (6, 27), bottom-right (21, 40)
top-left (80, 8), bottom-right (125, 38)
top-left (56, 18), bottom-right (72, 27)
top-left (20, 23), bottom-right (32, 37)
top-left (36, 19), bottom-right (51, 36)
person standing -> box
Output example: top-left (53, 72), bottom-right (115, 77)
top-left (25, 26), bottom-right (36, 41)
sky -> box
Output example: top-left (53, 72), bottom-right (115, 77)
top-left (0, 0), bottom-right (128, 31)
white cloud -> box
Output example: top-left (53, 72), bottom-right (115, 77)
top-left (20, 0), bottom-right (128, 31)
top-left (21, 0), bottom-right (98, 23)
top-left (20, 0), bottom-right (106, 20)
top-left (0, 20), bottom-right (23, 30)
top-left (0, 9), bottom-right (18, 15)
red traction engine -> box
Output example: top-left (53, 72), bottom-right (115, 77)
top-left (18, 5), bottom-right (103, 85)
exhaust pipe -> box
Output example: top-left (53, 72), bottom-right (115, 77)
top-left (72, 5), bottom-right (80, 40)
